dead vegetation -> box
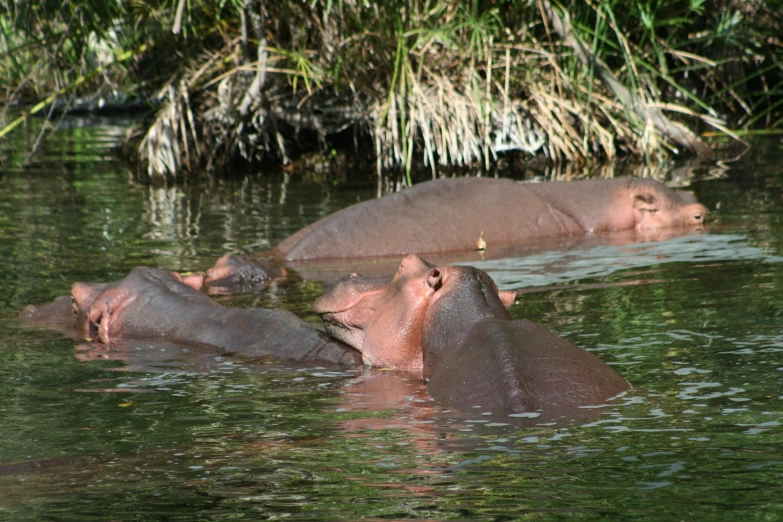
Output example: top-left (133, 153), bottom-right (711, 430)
top-left (3, 0), bottom-right (782, 179)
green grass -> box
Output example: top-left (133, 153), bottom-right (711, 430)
top-left (2, 0), bottom-right (783, 178)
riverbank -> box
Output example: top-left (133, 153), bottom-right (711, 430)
top-left (2, 0), bottom-right (781, 180)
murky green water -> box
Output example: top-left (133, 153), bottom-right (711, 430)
top-left (2, 122), bottom-right (783, 520)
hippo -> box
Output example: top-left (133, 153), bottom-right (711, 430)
top-left (205, 177), bottom-right (706, 292)
top-left (25, 256), bottom-right (628, 415)
top-left (22, 268), bottom-right (361, 367)
top-left (278, 177), bottom-right (706, 261)
top-left (314, 255), bottom-right (630, 414)
top-left (203, 254), bottom-right (287, 294)
top-left (311, 255), bottom-right (512, 371)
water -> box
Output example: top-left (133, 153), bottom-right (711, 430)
top-left (2, 121), bottom-right (783, 520)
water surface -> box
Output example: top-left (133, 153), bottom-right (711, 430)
top-left (2, 123), bottom-right (783, 520)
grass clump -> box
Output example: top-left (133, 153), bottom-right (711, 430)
top-left (2, 0), bottom-right (782, 179)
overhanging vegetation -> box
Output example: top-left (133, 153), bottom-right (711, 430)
top-left (2, 0), bottom-right (782, 179)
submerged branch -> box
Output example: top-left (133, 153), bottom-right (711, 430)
top-left (0, 44), bottom-right (148, 140)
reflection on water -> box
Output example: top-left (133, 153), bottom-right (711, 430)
top-left (143, 186), bottom-right (199, 243)
top-left (2, 122), bottom-right (783, 520)
top-left (479, 232), bottom-right (783, 289)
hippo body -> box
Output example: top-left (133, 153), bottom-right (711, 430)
top-left (204, 177), bottom-right (706, 293)
top-left (417, 258), bottom-right (629, 413)
top-left (27, 257), bottom-right (629, 415)
top-left (275, 177), bottom-right (706, 263)
top-left (315, 255), bottom-right (630, 415)
top-left (23, 268), bottom-right (361, 367)
top-left (426, 316), bottom-right (629, 413)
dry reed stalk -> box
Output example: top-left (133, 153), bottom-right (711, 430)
top-left (373, 53), bottom-right (550, 176)
top-left (132, 0), bottom-right (751, 179)
top-left (140, 85), bottom-right (186, 177)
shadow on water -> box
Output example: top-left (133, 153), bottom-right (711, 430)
top-left (3, 120), bottom-right (783, 520)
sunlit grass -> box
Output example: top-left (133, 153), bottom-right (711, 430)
top-left (2, 0), bottom-right (782, 178)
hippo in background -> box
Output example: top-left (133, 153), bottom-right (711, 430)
top-left (277, 177), bottom-right (706, 261)
top-left (204, 177), bottom-right (707, 293)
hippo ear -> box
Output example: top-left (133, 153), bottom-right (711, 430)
top-left (426, 268), bottom-right (443, 290)
top-left (498, 290), bottom-right (516, 308)
top-left (633, 192), bottom-right (659, 212)
top-left (178, 272), bottom-right (205, 291)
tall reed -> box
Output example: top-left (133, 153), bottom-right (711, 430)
top-left (2, 0), bottom-right (781, 179)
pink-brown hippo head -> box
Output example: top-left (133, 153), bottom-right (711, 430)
top-left (20, 293), bottom-right (98, 340)
top-left (22, 271), bottom-right (207, 343)
top-left (625, 179), bottom-right (707, 231)
top-left (419, 262), bottom-right (518, 376)
top-left (68, 270), bottom-right (205, 343)
top-left (313, 254), bottom-right (515, 371)
top-left (320, 254), bottom-right (631, 415)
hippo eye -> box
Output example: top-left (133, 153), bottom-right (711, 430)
top-left (337, 272), bottom-right (363, 283)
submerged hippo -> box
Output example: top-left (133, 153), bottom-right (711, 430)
top-left (22, 268), bottom-right (361, 367)
top-left (315, 255), bottom-right (630, 414)
top-left (25, 256), bottom-right (628, 415)
top-left (279, 177), bottom-right (706, 261)
top-left (205, 177), bottom-right (706, 292)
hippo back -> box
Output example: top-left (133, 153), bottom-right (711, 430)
top-left (275, 178), bottom-right (584, 261)
top-left (427, 318), bottom-right (629, 414)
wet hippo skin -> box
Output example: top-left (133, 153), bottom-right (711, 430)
top-left (275, 177), bottom-right (706, 261)
top-left (315, 255), bottom-right (630, 414)
top-left (22, 268), bottom-right (361, 367)
top-left (203, 253), bottom-right (287, 294)
top-left (420, 262), bottom-right (630, 413)
top-left (205, 177), bottom-right (707, 292)
top-left (26, 256), bottom-right (628, 415)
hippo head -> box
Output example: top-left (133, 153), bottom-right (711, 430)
top-left (68, 270), bottom-right (206, 343)
top-left (314, 255), bottom-right (514, 371)
top-left (314, 254), bottom-right (437, 370)
top-left (20, 294), bottom-right (93, 339)
top-left (628, 179), bottom-right (707, 230)
top-left (420, 264), bottom-right (516, 375)
top-left (21, 280), bottom-right (116, 339)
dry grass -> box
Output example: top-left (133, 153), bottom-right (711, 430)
top-left (6, 0), bottom-right (778, 179)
